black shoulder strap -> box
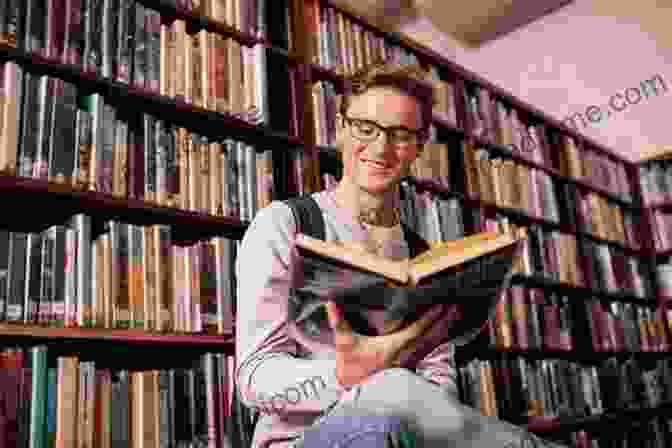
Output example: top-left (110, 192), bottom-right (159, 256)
top-left (284, 195), bottom-right (326, 240)
top-left (284, 195), bottom-right (430, 257)
top-left (401, 222), bottom-right (430, 258)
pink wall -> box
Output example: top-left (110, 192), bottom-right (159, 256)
top-left (399, 0), bottom-right (672, 161)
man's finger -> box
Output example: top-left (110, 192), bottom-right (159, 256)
top-left (387, 304), bottom-right (444, 348)
top-left (325, 301), bottom-right (354, 335)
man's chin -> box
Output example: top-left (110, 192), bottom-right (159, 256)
top-left (359, 179), bottom-right (400, 195)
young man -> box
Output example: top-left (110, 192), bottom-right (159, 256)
top-left (235, 64), bottom-right (566, 447)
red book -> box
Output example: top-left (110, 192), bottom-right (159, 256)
top-left (510, 286), bottom-right (529, 350)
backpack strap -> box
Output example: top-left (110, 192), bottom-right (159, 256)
top-left (284, 195), bottom-right (326, 240)
top-left (284, 195), bottom-right (431, 258)
top-left (400, 222), bottom-right (430, 258)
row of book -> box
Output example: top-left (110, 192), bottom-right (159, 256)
top-left (485, 285), bottom-right (669, 353)
top-left (464, 143), bottom-right (562, 225)
top-left (464, 141), bottom-right (642, 250)
top-left (0, 67), bottom-right (276, 222)
top-left (463, 86), bottom-right (633, 202)
top-left (179, 0), bottom-right (272, 40)
top-left (651, 210), bottom-right (672, 252)
top-left (427, 67), bottom-right (459, 128)
top-left (483, 214), bottom-right (652, 298)
top-left (0, 345), bottom-right (238, 448)
top-left (0, 2), bottom-right (278, 126)
top-left (568, 420), bottom-right (672, 448)
top-left (306, 1), bottom-right (419, 77)
top-left (458, 356), bottom-right (672, 421)
top-left (577, 191), bottom-right (641, 249)
top-left (638, 160), bottom-right (672, 205)
top-left (557, 136), bottom-right (633, 202)
top-left (0, 217), bottom-right (237, 334)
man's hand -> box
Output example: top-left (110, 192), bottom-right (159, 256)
top-left (325, 301), bottom-right (445, 388)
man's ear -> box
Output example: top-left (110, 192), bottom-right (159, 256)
top-left (333, 114), bottom-right (347, 149)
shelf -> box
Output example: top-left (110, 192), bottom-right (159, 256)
top-left (525, 402), bottom-right (672, 435)
top-left (648, 200), bottom-right (672, 212)
top-left (0, 44), bottom-right (303, 149)
top-left (139, 0), bottom-right (259, 46)
top-left (656, 247), bottom-right (672, 260)
top-left (139, 0), bottom-right (302, 65)
top-left (0, 175), bottom-right (249, 242)
top-left (511, 274), bottom-right (655, 306)
top-left (406, 177), bottom-right (569, 232)
top-left (0, 323), bottom-right (235, 368)
top-left (473, 138), bottom-right (636, 210)
top-left (430, 114), bottom-right (466, 136)
top-left (455, 344), bottom-right (672, 366)
top-left (579, 231), bottom-right (643, 258)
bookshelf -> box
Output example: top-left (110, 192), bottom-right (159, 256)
top-left (305, 1), bottom-right (672, 446)
top-left (0, 0), bottom-right (670, 447)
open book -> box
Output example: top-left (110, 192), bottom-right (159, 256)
top-left (289, 230), bottom-right (526, 338)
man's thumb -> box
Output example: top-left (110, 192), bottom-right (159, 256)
top-left (325, 301), bottom-right (353, 334)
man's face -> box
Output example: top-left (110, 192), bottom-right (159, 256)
top-left (337, 86), bottom-right (423, 194)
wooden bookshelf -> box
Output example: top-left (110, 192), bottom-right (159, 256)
top-left (0, 43), bottom-right (303, 148)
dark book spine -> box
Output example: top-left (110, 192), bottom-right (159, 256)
top-left (0, 1), bottom-right (10, 46)
top-left (145, 8), bottom-right (161, 94)
top-left (143, 114), bottom-right (156, 202)
top-left (36, 76), bottom-right (55, 180)
top-left (83, 0), bottom-right (104, 75)
top-left (24, 0), bottom-right (47, 57)
top-left (17, 72), bottom-right (39, 178)
top-left (50, 226), bottom-right (66, 326)
top-left (98, 99), bottom-right (115, 194)
top-left (74, 93), bottom-right (94, 189)
top-left (116, 0), bottom-right (133, 83)
top-left (48, 0), bottom-right (68, 62)
top-left (132, 2), bottom-right (146, 90)
top-left (64, 0), bottom-right (84, 66)
top-left (5, 0), bottom-right (25, 49)
top-left (49, 79), bottom-right (78, 184)
top-left (101, 0), bottom-right (119, 79)
top-left (0, 230), bottom-right (8, 321)
top-left (39, 228), bottom-right (55, 324)
top-left (7, 233), bottom-right (27, 322)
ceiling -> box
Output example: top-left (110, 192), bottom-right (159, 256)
top-left (328, 0), bottom-right (575, 46)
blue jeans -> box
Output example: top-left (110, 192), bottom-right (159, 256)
top-left (293, 368), bottom-right (566, 448)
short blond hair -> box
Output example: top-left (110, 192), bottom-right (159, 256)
top-left (337, 63), bottom-right (435, 134)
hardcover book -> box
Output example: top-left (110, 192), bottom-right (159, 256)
top-left (290, 230), bottom-right (525, 338)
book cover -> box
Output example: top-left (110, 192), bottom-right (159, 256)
top-left (290, 230), bottom-right (524, 338)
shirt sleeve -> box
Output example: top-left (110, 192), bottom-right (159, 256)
top-left (235, 201), bottom-right (347, 416)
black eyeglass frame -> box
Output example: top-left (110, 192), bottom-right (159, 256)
top-left (340, 115), bottom-right (429, 147)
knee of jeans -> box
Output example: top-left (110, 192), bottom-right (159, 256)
top-left (356, 368), bottom-right (416, 403)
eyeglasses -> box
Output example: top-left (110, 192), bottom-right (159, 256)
top-left (342, 115), bottom-right (426, 147)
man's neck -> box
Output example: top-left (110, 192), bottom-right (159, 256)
top-left (333, 181), bottom-right (400, 227)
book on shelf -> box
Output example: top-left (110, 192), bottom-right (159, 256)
top-left (290, 230), bottom-right (525, 338)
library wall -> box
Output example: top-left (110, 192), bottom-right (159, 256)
top-left (397, 0), bottom-right (672, 162)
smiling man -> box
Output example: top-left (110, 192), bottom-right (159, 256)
top-left (235, 63), bottom-right (567, 448)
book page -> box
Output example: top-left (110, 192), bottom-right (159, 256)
top-left (295, 233), bottom-right (410, 283)
top-left (409, 231), bottom-right (499, 266)
top-left (408, 233), bottom-right (520, 285)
